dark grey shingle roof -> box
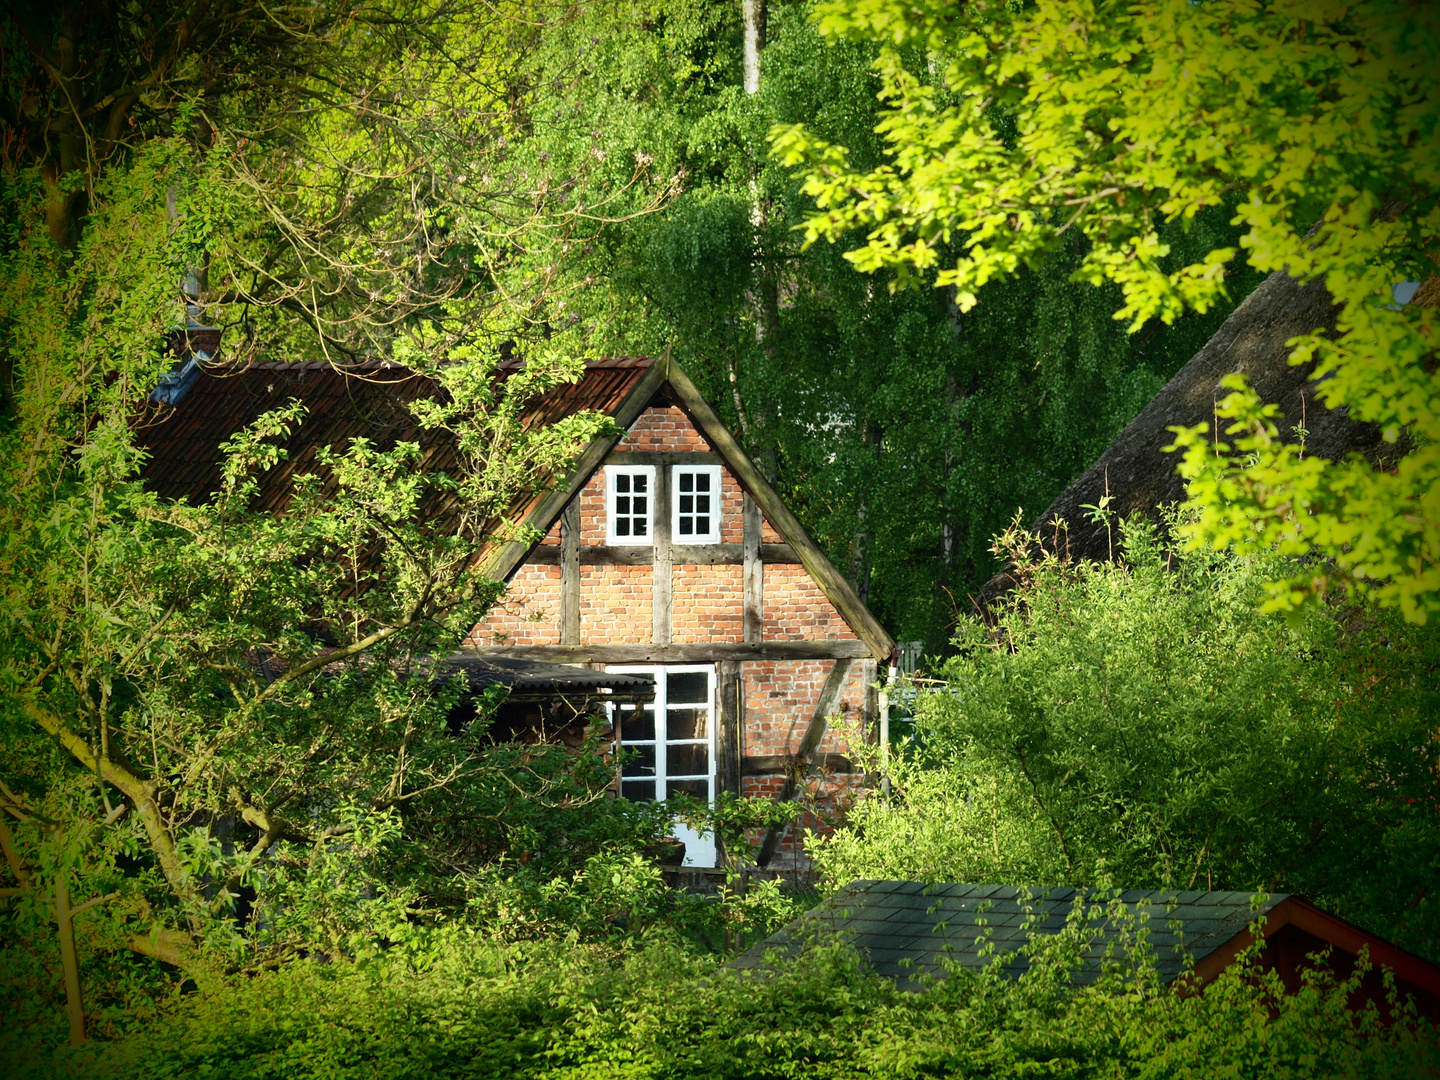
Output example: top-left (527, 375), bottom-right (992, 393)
top-left (733, 880), bottom-right (1286, 989)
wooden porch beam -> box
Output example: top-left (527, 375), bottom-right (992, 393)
top-left (461, 641), bottom-right (877, 664)
top-left (525, 542), bottom-right (799, 566)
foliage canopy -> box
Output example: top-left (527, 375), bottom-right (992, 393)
top-left (774, 0), bottom-right (1440, 620)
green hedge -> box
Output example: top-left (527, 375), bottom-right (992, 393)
top-left (10, 928), bottom-right (1435, 1080)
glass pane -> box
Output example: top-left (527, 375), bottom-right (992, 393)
top-left (678, 517), bottom-right (693, 536)
top-left (633, 496), bottom-right (646, 515)
top-left (696, 516), bottom-right (709, 534)
top-left (634, 518), bottom-right (647, 536)
top-left (616, 496), bottom-right (629, 515)
top-left (680, 494), bottom-right (693, 514)
top-left (695, 494), bottom-right (710, 513)
top-left (615, 518), bottom-right (629, 536)
top-left (616, 474), bottom-right (630, 493)
top-left (680, 473), bottom-right (693, 492)
top-left (667, 779), bottom-right (708, 800)
top-left (696, 474), bottom-right (710, 492)
top-left (615, 706), bottom-right (655, 741)
top-left (667, 743), bottom-right (709, 776)
top-left (622, 780), bottom-right (655, 802)
top-left (621, 745), bottom-right (656, 778)
top-left (667, 671), bottom-right (708, 704)
top-left (633, 475), bottom-right (648, 493)
top-left (667, 707), bottom-right (709, 740)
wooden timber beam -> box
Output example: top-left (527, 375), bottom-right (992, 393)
top-left (663, 360), bottom-right (895, 660)
top-left (560, 500), bottom-right (580, 645)
top-left (652, 464), bottom-right (673, 644)
top-left (743, 753), bottom-right (853, 776)
top-left (743, 494), bottom-right (763, 643)
top-left (524, 542), bottom-right (799, 566)
top-left (607, 450), bottom-right (724, 466)
top-left (460, 641), bottom-right (874, 664)
top-left (756, 658), bottom-right (854, 867)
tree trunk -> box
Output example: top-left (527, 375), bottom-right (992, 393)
top-left (54, 867), bottom-right (86, 1044)
top-left (743, 0), bottom-right (780, 480)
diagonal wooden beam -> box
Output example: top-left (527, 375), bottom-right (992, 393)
top-left (664, 361), bottom-right (894, 660)
top-left (756, 658), bottom-right (853, 867)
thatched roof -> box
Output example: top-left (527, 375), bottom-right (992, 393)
top-left (976, 270), bottom-right (1422, 607)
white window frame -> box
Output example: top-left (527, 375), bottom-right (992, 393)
top-left (606, 664), bottom-right (717, 867)
top-left (670, 464), bottom-right (722, 545)
top-left (605, 464), bottom-right (655, 546)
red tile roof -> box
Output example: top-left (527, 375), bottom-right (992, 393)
top-left (139, 358), bottom-right (656, 525)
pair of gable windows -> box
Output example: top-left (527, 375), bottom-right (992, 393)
top-left (606, 465), bottom-right (721, 545)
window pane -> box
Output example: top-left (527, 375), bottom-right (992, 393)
top-left (667, 743), bottom-right (709, 776)
top-left (695, 494), bottom-right (710, 513)
top-left (615, 519), bottom-right (630, 536)
top-left (680, 473), bottom-right (693, 492)
top-left (616, 706), bottom-right (655, 741)
top-left (634, 518), bottom-right (647, 536)
top-left (667, 707), bottom-right (708, 739)
top-left (616, 496), bottom-right (629, 515)
top-left (680, 494), bottom-right (693, 514)
top-left (696, 516), bottom-right (709, 534)
top-left (633, 475), bottom-right (648, 493)
top-left (678, 518), bottom-right (693, 536)
top-left (696, 474), bottom-right (710, 492)
top-left (616, 474), bottom-right (630, 493)
top-left (621, 745), bottom-right (656, 778)
top-left (667, 671), bottom-right (708, 704)
top-left (665, 743), bottom-right (705, 777)
top-left (622, 780), bottom-right (655, 802)
top-left (667, 779), bottom-right (708, 800)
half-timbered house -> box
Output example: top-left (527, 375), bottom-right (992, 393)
top-left (462, 355), bottom-right (894, 867)
top-left (141, 352), bottom-right (895, 869)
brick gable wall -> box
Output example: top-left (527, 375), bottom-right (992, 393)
top-left (464, 399), bottom-right (881, 870)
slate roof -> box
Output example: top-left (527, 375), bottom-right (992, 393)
top-left (733, 880), bottom-right (1291, 989)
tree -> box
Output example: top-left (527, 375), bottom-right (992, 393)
top-left (774, 0), bottom-right (1440, 622)
top-left (0, 2), bottom-right (675, 1035)
top-left (510, 0), bottom-right (1262, 646)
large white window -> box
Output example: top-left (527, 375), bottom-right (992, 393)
top-left (671, 464), bottom-right (722, 544)
top-left (606, 465), bottom-right (655, 545)
top-left (607, 665), bottom-right (716, 866)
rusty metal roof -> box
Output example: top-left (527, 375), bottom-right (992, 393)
top-left (138, 358), bottom-right (655, 520)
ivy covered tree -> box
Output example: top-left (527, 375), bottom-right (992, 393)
top-left (774, 0), bottom-right (1440, 622)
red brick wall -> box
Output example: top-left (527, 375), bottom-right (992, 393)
top-left (579, 565), bottom-right (651, 642)
top-left (763, 566), bottom-right (858, 641)
top-left (670, 564), bottom-right (744, 643)
top-left (741, 773), bottom-right (866, 870)
top-left (467, 563), bottom-right (561, 646)
top-left (622, 404), bottom-right (713, 452)
top-left (742, 659), bottom-right (870, 759)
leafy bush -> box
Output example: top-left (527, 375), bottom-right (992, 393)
top-left (812, 518), bottom-right (1440, 961)
top-left (9, 901), bottom-right (1434, 1080)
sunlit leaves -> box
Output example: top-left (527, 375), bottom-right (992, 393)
top-left (774, 0), bottom-right (1440, 620)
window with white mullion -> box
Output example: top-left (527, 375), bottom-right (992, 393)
top-left (607, 666), bottom-right (715, 804)
top-left (606, 465), bottom-right (655, 545)
top-left (671, 465), bottom-right (721, 544)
